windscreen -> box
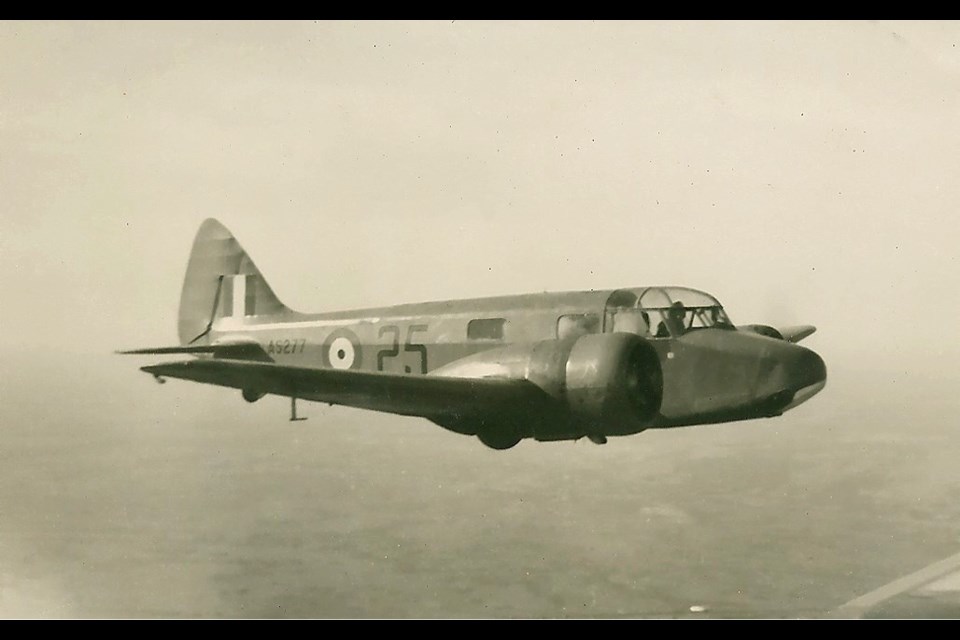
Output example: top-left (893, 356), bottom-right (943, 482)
top-left (638, 288), bottom-right (734, 337)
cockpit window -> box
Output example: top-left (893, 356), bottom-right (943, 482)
top-left (603, 287), bottom-right (733, 338)
top-left (638, 287), bottom-right (734, 337)
top-left (690, 306), bottom-right (734, 330)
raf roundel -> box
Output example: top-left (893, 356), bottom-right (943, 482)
top-left (329, 337), bottom-right (355, 369)
top-left (322, 329), bottom-right (363, 370)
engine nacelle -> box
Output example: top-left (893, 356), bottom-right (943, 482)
top-left (526, 333), bottom-right (663, 437)
top-left (431, 332), bottom-right (663, 444)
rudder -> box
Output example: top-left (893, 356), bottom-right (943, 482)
top-left (178, 218), bottom-right (292, 345)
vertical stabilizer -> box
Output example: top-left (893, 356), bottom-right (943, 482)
top-left (178, 219), bottom-right (291, 345)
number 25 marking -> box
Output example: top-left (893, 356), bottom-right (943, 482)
top-left (377, 324), bottom-right (427, 373)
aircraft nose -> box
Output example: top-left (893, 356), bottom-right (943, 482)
top-left (793, 347), bottom-right (826, 388)
top-left (782, 347), bottom-right (827, 411)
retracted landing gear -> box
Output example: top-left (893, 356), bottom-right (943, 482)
top-left (289, 397), bottom-right (307, 422)
top-left (242, 388), bottom-right (265, 403)
top-left (477, 426), bottom-right (521, 450)
top-left (587, 435), bottom-right (607, 445)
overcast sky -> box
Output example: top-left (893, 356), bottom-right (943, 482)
top-left (2, 20), bottom-right (958, 389)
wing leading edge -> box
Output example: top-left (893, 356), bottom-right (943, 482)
top-left (140, 359), bottom-right (549, 420)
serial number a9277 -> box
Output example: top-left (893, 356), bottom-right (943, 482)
top-left (266, 338), bottom-right (305, 355)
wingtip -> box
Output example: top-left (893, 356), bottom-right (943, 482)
top-left (780, 325), bottom-right (817, 343)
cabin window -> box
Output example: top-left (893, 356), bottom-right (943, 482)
top-left (557, 313), bottom-right (600, 339)
top-left (467, 318), bottom-right (506, 340)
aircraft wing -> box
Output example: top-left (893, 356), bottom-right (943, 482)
top-left (778, 325), bottom-right (817, 343)
top-left (138, 359), bottom-right (548, 419)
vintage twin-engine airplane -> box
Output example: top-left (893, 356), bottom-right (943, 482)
top-left (121, 219), bottom-right (827, 449)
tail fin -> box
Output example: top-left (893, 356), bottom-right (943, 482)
top-left (178, 218), bottom-right (292, 345)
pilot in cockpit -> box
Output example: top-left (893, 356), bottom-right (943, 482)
top-left (710, 306), bottom-right (729, 328)
top-left (655, 319), bottom-right (670, 338)
top-left (653, 302), bottom-right (681, 337)
top-left (667, 301), bottom-right (687, 336)
top-left (711, 307), bottom-right (722, 325)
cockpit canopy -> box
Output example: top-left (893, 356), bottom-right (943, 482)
top-left (606, 287), bottom-right (734, 338)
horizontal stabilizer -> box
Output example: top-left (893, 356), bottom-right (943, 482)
top-left (139, 359), bottom-right (547, 420)
top-left (778, 325), bottom-right (817, 343)
top-left (118, 340), bottom-right (273, 362)
top-left (119, 345), bottom-right (220, 355)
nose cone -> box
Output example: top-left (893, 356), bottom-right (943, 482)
top-left (782, 347), bottom-right (827, 411)
top-left (793, 347), bottom-right (827, 389)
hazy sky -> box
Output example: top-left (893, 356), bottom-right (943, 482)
top-left (2, 20), bottom-right (958, 382)
top-left (3, 21), bottom-right (960, 619)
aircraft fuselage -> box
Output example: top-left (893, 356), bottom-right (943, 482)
top-left (208, 285), bottom-right (826, 440)
top-left (126, 219), bottom-right (827, 449)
